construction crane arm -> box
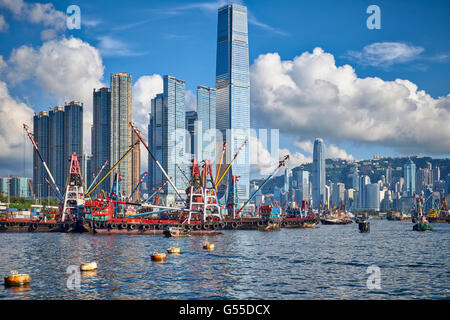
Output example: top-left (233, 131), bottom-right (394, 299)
top-left (129, 122), bottom-right (185, 202)
top-left (216, 139), bottom-right (247, 186)
top-left (86, 141), bottom-right (139, 197)
top-left (87, 160), bottom-right (108, 194)
top-left (23, 124), bottom-right (63, 201)
top-left (237, 155), bottom-right (289, 215)
top-left (128, 171), bottom-right (148, 200)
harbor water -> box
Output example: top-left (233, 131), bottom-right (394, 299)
top-left (0, 220), bottom-right (448, 299)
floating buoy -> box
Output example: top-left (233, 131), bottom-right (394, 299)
top-left (151, 252), bottom-right (167, 262)
top-left (167, 247), bottom-right (180, 254)
top-left (4, 271), bottom-right (30, 287)
top-left (203, 243), bottom-right (215, 250)
top-left (80, 262), bottom-right (98, 271)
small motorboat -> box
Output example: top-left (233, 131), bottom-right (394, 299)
top-left (320, 217), bottom-right (353, 225)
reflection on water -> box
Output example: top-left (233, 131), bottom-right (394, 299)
top-left (0, 220), bottom-right (449, 299)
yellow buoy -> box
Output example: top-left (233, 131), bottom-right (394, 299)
top-left (80, 262), bottom-right (98, 271)
top-left (167, 247), bottom-right (181, 254)
top-left (203, 243), bottom-right (215, 250)
top-left (4, 271), bottom-right (30, 287)
top-left (151, 252), bottom-right (167, 262)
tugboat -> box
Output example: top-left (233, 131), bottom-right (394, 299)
top-left (413, 197), bottom-right (434, 232)
top-left (256, 204), bottom-right (281, 231)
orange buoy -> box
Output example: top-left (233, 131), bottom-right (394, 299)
top-left (80, 262), bottom-right (98, 271)
top-left (151, 251), bottom-right (167, 262)
top-left (167, 247), bottom-right (180, 254)
top-left (4, 271), bottom-right (30, 287)
top-left (203, 243), bottom-right (215, 250)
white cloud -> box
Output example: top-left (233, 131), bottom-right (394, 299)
top-left (132, 74), bottom-right (164, 172)
top-left (7, 36), bottom-right (105, 154)
top-left (347, 42), bottom-right (424, 67)
top-left (294, 140), bottom-right (354, 160)
top-left (250, 48), bottom-right (450, 155)
top-left (0, 80), bottom-right (34, 176)
top-left (0, 14), bottom-right (9, 32)
top-left (0, 0), bottom-right (66, 40)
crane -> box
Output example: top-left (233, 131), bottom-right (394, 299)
top-left (237, 155), bottom-right (289, 217)
top-left (86, 140), bottom-right (139, 197)
top-left (86, 160), bottom-right (108, 194)
top-left (23, 124), bottom-right (63, 201)
top-left (128, 171), bottom-right (148, 201)
top-left (129, 121), bottom-right (185, 203)
top-left (216, 139), bottom-right (247, 186)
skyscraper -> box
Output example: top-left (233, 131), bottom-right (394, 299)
top-left (312, 138), bottom-right (325, 208)
top-left (64, 101), bottom-right (83, 177)
top-left (185, 110), bottom-right (197, 157)
top-left (49, 106), bottom-right (65, 193)
top-left (33, 111), bottom-right (50, 198)
top-left (92, 87), bottom-right (111, 193)
top-left (196, 86), bottom-right (216, 162)
top-left (403, 159), bottom-right (416, 196)
top-left (110, 72), bottom-right (133, 197)
top-left (149, 76), bottom-right (186, 201)
top-left (131, 130), bottom-right (141, 201)
top-left (216, 3), bottom-right (250, 200)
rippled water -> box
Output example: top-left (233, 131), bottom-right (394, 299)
top-left (0, 220), bottom-right (448, 299)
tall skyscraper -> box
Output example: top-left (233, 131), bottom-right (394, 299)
top-left (216, 3), bottom-right (250, 200)
top-left (149, 76), bottom-right (186, 201)
top-left (403, 159), bottom-right (416, 196)
top-left (131, 130), bottom-right (141, 201)
top-left (365, 183), bottom-right (380, 211)
top-left (185, 110), bottom-right (197, 157)
top-left (359, 175), bottom-right (371, 209)
top-left (312, 138), bottom-right (325, 208)
top-left (110, 72), bottom-right (133, 197)
top-left (63, 101), bottom-right (83, 177)
top-left (81, 154), bottom-right (93, 188)
top-left (196, 86), bottom-right (216, 162)
top-left (49, 106), bottom-right (65, 193)
top-left (92, 87), bottom-right (111, 193)
top-left (33, 111), bottom-right (50, 198)
top-left (296, 170), bottom-right (310, 202)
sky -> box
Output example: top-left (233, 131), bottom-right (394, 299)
top-left (0, 0), bottom-right (449, 178)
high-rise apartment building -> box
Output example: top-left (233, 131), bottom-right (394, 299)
top-left (110, 72), bottom-right (133, 197)
top-left (185, 110), bottom-right (197, 157)
top-left (63, 101), bottom-right (83, 177)
top-left (92, 87), bottom-right (111, 194)
top-left (49, 106), bottom-right (65, 193)
top-left (312, 138), bottom-right (325, 208)
top-left (216, 3), bottom-right (250, 200)
top-left (33, 111), bottom-right (50, 198)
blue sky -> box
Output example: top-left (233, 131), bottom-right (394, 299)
top-left (0, 0), bottom-right (449, 177)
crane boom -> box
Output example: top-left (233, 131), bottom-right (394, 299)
top-left (86, 141), bottom-right (139, 197)
top-left (237, 155), bottom-right (289, 215)
top-left (129, 171), bottom-right (148, 200)
top-left (129, 122), bottom-right (184, 202)
top-left (216, 139), bottom-right (247, 186)
top-left (87, 160), bottom-right (108, 193)
top-left (23, 124), bottom-right (63, 201)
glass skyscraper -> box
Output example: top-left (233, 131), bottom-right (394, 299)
top-left (49, 106), bottom-right (65, 193)
top-left (63, 101), bottom-right (83, 179)
top-left (403, 159), bottom-right (416, 196)
top-left (196, 85), bottom-right (216, 162)
top-left (312, 138), bottom-right (325, 208)
top-left (185, 110), bottom-right (197, 157)
top-left (92, 87), bottom-right (111, 194)
top-left (148, 76), bottom-right (186, 199)
top-left (33, 111), bottom-right (50, 198)
top-left (110, 72), bottom-right (133, 197)
top-left (216, 4), bottom-right (250, 200)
